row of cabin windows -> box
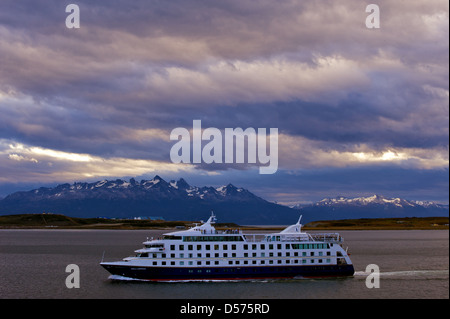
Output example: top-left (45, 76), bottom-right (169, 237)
top-left (146, 258), bottom-right (332, 266)
top-left (139, 251), bottom-right (331, 258)
top-left (183, 236), bottom-right (244, 242)
top-left (170, 243), bottom-right (330, 251)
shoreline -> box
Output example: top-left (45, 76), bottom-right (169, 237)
top-left (0, 214), bottom-right (447, 231)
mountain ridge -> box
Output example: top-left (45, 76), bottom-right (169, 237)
top-left (292, 194), bottom-right (448, 210)
top-left (0, 176), bottom-right (297, 224)
top-left (0, 178), bottom-right (447, 224)
top-left (292, 194), bottom-right (448, 222)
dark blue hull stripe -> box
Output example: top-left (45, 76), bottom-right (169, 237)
top-left (101, 264), bottom-right (355, 281)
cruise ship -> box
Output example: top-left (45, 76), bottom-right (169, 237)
top-left (100, 213), bottom-right (354, 281)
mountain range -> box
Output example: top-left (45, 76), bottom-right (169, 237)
top-left (0, 176), bottom-right (297, 224)
top-left (0, 176), bottom-right (447, 224)
top-left (292, 194), bottom-right (448, 222)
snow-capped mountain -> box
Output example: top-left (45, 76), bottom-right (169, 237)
top-left (0, 180), bottom-right (447, 224)
top-left (5, 176), bottom-right (259, 202)
top-left (314, 194), bottom-right (445, 208)
top-left (293, 195), bottom-right (448, 222)
top-left (0, 176), bottom-right (298, 224)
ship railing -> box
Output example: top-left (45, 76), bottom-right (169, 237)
top-left (309, 233), bottom-right (343, 243)
top-left (198, 229), bottom-right (242, 235)
top-left (243, 234), bottom-right (267, 242)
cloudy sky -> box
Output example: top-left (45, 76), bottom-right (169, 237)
top-left (0, 0), bottom-right (448, 204)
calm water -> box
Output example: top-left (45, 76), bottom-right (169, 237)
top-left (0, 229), bottom-right (448, 299)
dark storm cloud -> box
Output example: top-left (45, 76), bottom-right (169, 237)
top-left (0, 0), bottom-right (448, 202)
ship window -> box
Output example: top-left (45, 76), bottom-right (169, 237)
top-left (285, 244), bottom-right (290, 249)
top-left (244, 253), bottom-right (248, 257)
top-left (179, 245), bottom-right (184, 250)
top-left (223, 244), bottom-right (228, 250)
top-left (252, 253), bottom-right (257, 257)
top-left (180, 261), bottom-right (184, 265)
top-left (214, 244), bottom-right (219, 250)
top-left (231, 244), bottom-right (236, 250)
top-left (224, 253), bottom-right (228, 257)
top-left (215, 253), bottom-right (219, 257)
top-left (197, 245), bottom-right (201, 250)
top-left (228, 261), bottom-right (233, 265)
top-left (171, 253), bottom-right (175, 258)
top-left (188, 245), bottom-right (193, 250)
top-left (197, 253), bottom-right (201, 258)
top-left (327, 259), bottom-right (331, 263)
top-left (244, 244), bottom-right (248, 250)
top-left (171, 261), bottom-right (175, 265)
top-left (261, 260), bottom-right (265, 264)
top-left (260, 244), bottom-right (265, 250)
top-left (205, 245), bottom-right (210, 250)
top-left (153, 261), bottom-right (157, 265)
top-left (170, 245), bottom-right (175, 250)
top-left (252, 244), bottom-right (257, 250)
top-left (197, 261), bottom-right (202, 265)
top-left (215, 261), bottom-right (219, 265)
top-left (277, 244), bottom-right (282, 249)
top-left (164, 235), bottom-right (182, 240)
top-left (269, 244), bottom-right (273, 249)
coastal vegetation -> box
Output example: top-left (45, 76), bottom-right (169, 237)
top-left (0, 213), bottom-right (447, 230)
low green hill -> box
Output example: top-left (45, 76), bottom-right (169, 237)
top-left (304, 217), bottom-right (449, 230)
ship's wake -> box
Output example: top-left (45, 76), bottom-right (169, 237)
top-left (353, 269), bottom-right (448, 279)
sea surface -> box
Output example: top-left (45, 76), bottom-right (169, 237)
top-left (0, 229), bottom-right (448, 299)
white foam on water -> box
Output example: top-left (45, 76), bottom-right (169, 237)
top-left (354, 269), bottom-right (449, 278)
top-left (108, 275), bottom-right (145, 281)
